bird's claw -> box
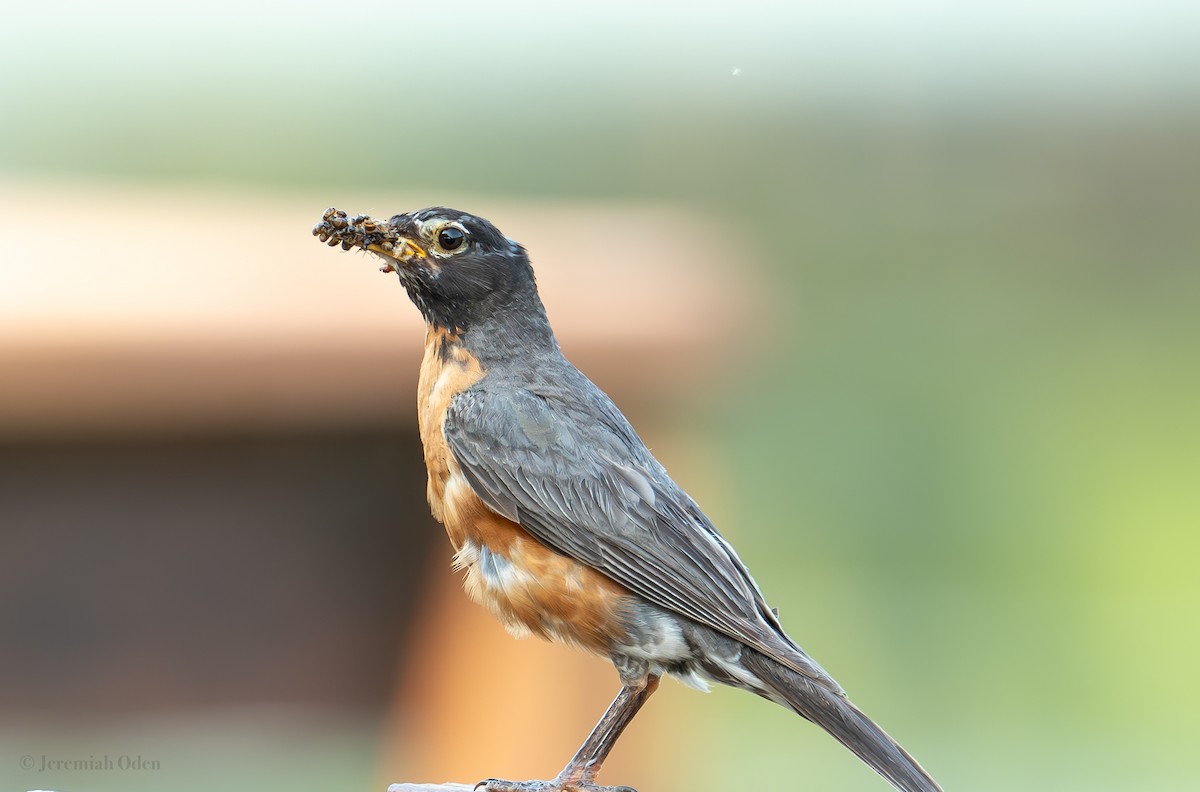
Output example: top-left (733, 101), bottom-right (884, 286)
top-left (475, 780), bottom-right (637, 792)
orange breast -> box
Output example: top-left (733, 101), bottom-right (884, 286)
top-left (417, 326), bottom-right (484, 524)
top-left (417, 327), bottom-right (632, 655)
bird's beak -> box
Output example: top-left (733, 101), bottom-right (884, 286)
top-left (366, 236), bottom-right (428, 274)
top-left (312, 208), bottom-right (427, 273)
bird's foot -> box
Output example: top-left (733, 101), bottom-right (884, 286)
top-left (475, 779), bottom-right (636, 792)
top-left (311, 207), bottom-right (404, 271)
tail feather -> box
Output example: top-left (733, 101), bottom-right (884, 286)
top-left (740, 649), bottom-right (943, 792)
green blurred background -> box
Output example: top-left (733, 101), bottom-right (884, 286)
top-left (3, 2), bottom-right (1199, 791)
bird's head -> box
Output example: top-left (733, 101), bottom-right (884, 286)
top-left (314, 206), bottom-right (543, 334)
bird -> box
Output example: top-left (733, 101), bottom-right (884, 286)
top-left (312, 206), bottom-right (943, 792)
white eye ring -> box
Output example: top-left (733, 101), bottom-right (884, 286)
top-left (434, 223), bottom-right (469, 254)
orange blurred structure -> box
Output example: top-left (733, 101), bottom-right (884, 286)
top-left (0, 179), bottom-right (754, 787)
top-left (0, 180), bottom-right (746, 435)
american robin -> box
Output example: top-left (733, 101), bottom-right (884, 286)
top-left (313, 207), bottom-right (942, 792)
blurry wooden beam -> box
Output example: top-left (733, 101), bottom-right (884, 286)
top-left (0, 180), bottom-right (752, 436)
top-left (0, 178), bottom-right (746, 791)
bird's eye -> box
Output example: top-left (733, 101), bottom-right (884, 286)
top-left (437, 226), bottom-right (466, 252)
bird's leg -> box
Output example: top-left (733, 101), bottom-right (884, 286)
top-left (479, 674), bottom-right (660, 792)
top-left (556, 674), bottom-right (660, 787)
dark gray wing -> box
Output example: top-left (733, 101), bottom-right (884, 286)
top-left (444, 381), bottom-right (834, 685)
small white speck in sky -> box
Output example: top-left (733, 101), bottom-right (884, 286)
top-left (731, 67), bottom-right (742, 77)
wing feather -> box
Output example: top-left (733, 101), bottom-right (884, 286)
top-left (445, 383), bottom-right (836, 687)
